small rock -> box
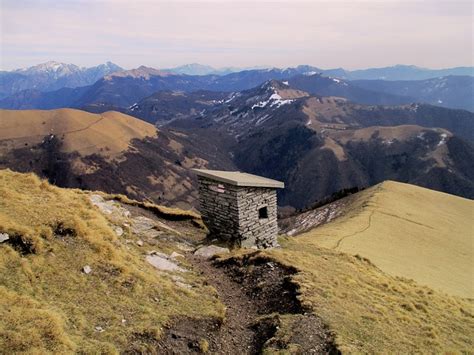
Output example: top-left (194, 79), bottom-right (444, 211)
top-left (170, 251), bottom-right (184, 259)
top-left (121, 319), bottom-right (126, 324)
top-left (0, 233), bottom-right (9, 243)
top-left (194, 245), bottom-right (230, 259)
top-left (95, 326), bottom-right (104, 332)
top-left (82, 265), bottom-right (92, 274)
top-left (136, 240), bottom-right (144, 246)
top-left (114, 226), bottom-right (124, 237)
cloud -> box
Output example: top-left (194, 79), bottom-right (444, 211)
top-left (1, 0), bottom-right (472, 70)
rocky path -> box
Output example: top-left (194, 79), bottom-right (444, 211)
top-left (114, 201), bottom-right (336, 354)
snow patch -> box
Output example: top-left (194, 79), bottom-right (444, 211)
top-left (437, 133), bottom-right (448, 146)
top-left (225, 92), bottom-right (239, 103)
top-left (268, 92), bottom-right (294, 107)
top-left (251, 91), bottom-right (293, 110)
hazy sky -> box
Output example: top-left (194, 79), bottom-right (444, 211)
top-left (1, 0), bottom-right (472, 70)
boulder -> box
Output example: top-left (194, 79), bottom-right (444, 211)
top-left (131, 216), bottom-right (171, 239)
top-left (89, 194), bottom-right (131, 222)
top-left (82, 265), bottom-right (92, 274)
top-left (146, 255), bottom-right (186, 272)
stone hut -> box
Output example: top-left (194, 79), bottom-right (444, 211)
top-left (193, 169), bottom-right (284, 249)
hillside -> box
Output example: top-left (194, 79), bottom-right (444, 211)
top-left (1, 170), bottom-right (473, 353)
top-left (126, 90), bottom-right (229, 125)
top-left (167, 80), bottom-right (474, 207)
top-left (0, 169), bottom-right (224, 353)
top-left (2, 87), bottom-right (473, 212)
top-left (281, 181), bottom-right (474, 298)
top-left (0, 109), bottom-right (233, 208)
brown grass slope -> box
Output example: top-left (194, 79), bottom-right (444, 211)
top-left (0, 169), bottom-right (224, 353)
top-left (0, 109), bottom-right (226, 209)
top-left (292, 181), bottom-right (474, 299)
top-left (0, 108), bottom-right (157, 157)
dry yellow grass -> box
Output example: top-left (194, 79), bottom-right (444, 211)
top-left (321, 136), bottom-right (347, 161)
top-left (302, 96), bottom-right (349, 126)
top-left (0, 169), bottom-right (223, 353)
top-left (276, 88), bottom-right (310, 100)
top-left (264, 242), bottom-right (474, 353)
top-left (333, 125), bottom-right (451, 144)
top-left (296, 181), bottom-right (474, 298)
top-left (0, 108), bottom-right (157, 157)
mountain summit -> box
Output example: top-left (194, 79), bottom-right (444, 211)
top-left (0, 61), bottom-right (123, 98)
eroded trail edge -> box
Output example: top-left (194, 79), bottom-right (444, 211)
top-left (157, 251), bottom-right (339, 354)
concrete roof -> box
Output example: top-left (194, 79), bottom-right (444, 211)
top-left (193, 169), bottom-right (284, 188)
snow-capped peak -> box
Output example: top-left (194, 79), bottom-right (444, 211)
top-left (15, 61), bottom-right (81, 77)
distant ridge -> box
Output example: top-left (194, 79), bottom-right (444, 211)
top-left (0, 61), bottom-right (123, 98)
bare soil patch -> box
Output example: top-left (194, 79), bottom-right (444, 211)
top-left (157, 252), bottom-right (338, 354)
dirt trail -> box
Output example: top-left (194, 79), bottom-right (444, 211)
top-left (124, 203), bottom-right (337, 354)
top-left (155, 254), bottom-right (265, 354)
top-left (191, 256), bottom-right (260, 354)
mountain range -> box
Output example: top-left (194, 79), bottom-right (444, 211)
top-left (1, 64), bottom-right (473, 112)
top-left (160, 63), bottom-right (474, 80)
top-left (0, 61), bottom-right (122, 99)
top-left (1, 79), bottom-right (472, 209)
top-left (165, 63), bottom-right (474, 81)
top-left (165, 80), bottom-right (474, 207)
top-left (1, 61), bottom-right (473, 354)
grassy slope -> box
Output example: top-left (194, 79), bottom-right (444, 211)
top-left (295, 181), bottom-right (474, 299)
top-left (264, 242), bottom-right (473, 353)
top-left (0, 170), bottom-right (223, 353)
top-left (0, 108), bottom-right (157, 157)
top-left (2, 170), bottom-right (473, 353)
